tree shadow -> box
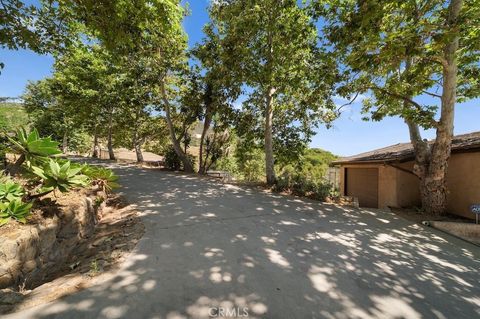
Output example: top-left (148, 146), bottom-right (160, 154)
top-left (6, 161), bottom-right (480, 319)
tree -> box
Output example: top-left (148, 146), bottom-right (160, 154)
top-left (73, 0), bottom-right (194, 170)
top-left (0, 0), bottom-right (73, 73)
top-left (23, 79), bottom-right (72, 153)
top-left (49, 44), bottom-right (115, 157)
top-left (210, 0), bottom-right (337, 185)
top-left (318, 0), bottom-right (480, 214)
top-left (190, 26), bottom-right (240, 174)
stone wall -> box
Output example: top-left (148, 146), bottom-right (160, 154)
top-left (0, 189), bottom-right (105, 290)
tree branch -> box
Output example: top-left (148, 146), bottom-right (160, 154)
top-left (337, 92), bottom-right (360, 114)
top-left (370, 85), bottom-right (439, 127)
top-left (422, 90), bottom-right (442, 98)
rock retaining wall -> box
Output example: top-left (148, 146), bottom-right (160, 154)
top-left (0, 190), bottom-right (105, 290)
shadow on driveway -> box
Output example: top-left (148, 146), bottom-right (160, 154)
top-left (6, 162), bottom-right (480, 319)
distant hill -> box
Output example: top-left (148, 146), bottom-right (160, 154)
top-left (304, 148), bottom-right (338, 166)
top-left (0, 102), bottom-right (29, 131)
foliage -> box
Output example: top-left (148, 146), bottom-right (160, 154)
top-left (31, 159), bottom-right (89, 193)
top-left (0, 0), bottom-right (71, 72)
top-left (0, 102), bottom-right (29, 132)
top-left (235, 146), bottom-right (265, 182)
top-left (68, 131), bottom-right (93, 154)
top-left (164, 145), bottom-right (182, 171)
top-left (210, 0), bottom-right (338, 183)
top-left (274, 171), bottom-right (336, 202)
top-left (0, 199), bottom-right (32, 225)
top-left (315, 0), bottom-right (480, 215)
top-left (0, 136), bottom-right (7, 169)
top-left (58, 0), bottom-right (185, 55)
top-left (297, 148), bottom-right (338, 181)
top-left (0, 176), bottom-right (31, 226)
top-left (316, 0), bottom-right (479, 126)
top-left (81, 165), bottom-right (120, 193)
top-left (7, 128), bottom-right (61, 160)
top-left (163, 145), bottom-right (196, 172)
top-left (214, 156), bottom-right (240, 178)
top-left (0, 179), bottom-right (25, 201)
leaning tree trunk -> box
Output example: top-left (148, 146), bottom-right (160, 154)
top-left (107, 108), bottom-right (116, 160)
top-left (407, 0), bottom-right (461, 215)
top-left (161, 79), bottom-right (194, 173)
top-left (133, 134), bottom-right (144, 163)
top-left (198, 105), bottom-right (213, 174)
top-left (264, 87), bottom-right (276, 185)
top-left (422, 0), bottom-right (460, 215)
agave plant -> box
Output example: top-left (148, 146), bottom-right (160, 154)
top-left (0, 199), bottom-right (33, 225)
top-left (82, 165), bottom-right (120, 193)
top-left (0, 180), bottom-right (25, 201)
top-left (31, 159), bottom-right (89, 194)
top-left (5, 128), bottom-right (62, 175)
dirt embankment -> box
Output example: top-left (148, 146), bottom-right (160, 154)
top-left (0, 188), bottom-right (144, 314)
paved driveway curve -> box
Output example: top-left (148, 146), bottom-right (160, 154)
top-left (5, 164), bottom-right (480, 319)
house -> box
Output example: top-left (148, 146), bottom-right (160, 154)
top-left (332, 131), bottom-right (480, 219)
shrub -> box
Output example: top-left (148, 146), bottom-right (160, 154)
top-left (274, 171), bottom-right (336, 202)
top-left (69, 131), bottom-right (93, 154)
top-left (0, 179), bottom-right (25, 201)
top-left (163, 145), bottom-right (196, 171)
top-left (236, 148), bottom-right (265, 182)
top-left (214, 156), bottom-right (239, 177)
top-left (0, 128), bottom-right (118, 227)
top-left (164, 145), bottom-right (182, 171)
top-left (82, 165), bottom-right (120, 193)
top-left (31, 159), bottom-right (89, 194)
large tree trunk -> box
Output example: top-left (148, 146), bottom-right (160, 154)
top-left (62, 131), bottom-right (68, 154)
top-left (406, 0), bottom-right (461, 215)
top-left (422, 0), bottom-right (461, 215)
top-left (161, 79), bottom-right (194, 173)
top-left (406, 119), bottom-right (434, 212)
top-left (198, 105), bottom-right (213, 174)
top-left (265, 87), bottom-right (276, 185)
top-left (107, 108), bottom-right (116, 160)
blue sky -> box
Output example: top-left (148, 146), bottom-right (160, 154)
top-left (0, 0), bottom-right (478, 156)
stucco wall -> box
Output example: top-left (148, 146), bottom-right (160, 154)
top-left (446, 152), bottom-right (480, 219)
top-left (395, 162), bottom-right (421, 208)
top-left (339, 164), bottom-right (397, 208)
top-left (338, 151), bottom-right (480, 219)
top-left (378, 165), bottom-right (398, 209)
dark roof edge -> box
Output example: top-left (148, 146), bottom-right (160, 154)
top-left (332, 145), bottom-right (480, 166)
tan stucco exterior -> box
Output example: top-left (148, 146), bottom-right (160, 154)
top-left (446, 152), bottom-right (480, 219)
top-left (338, 151), bottom-right (480, 219)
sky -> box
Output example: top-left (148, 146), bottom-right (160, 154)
top-left (0, 0), bottom-right (479, 156)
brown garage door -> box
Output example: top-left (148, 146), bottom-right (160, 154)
top-left (346, 168), bottom-right (379, 208)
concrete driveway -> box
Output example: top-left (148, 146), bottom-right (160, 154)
top-left (5, 164), bottom-right (480, 319)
